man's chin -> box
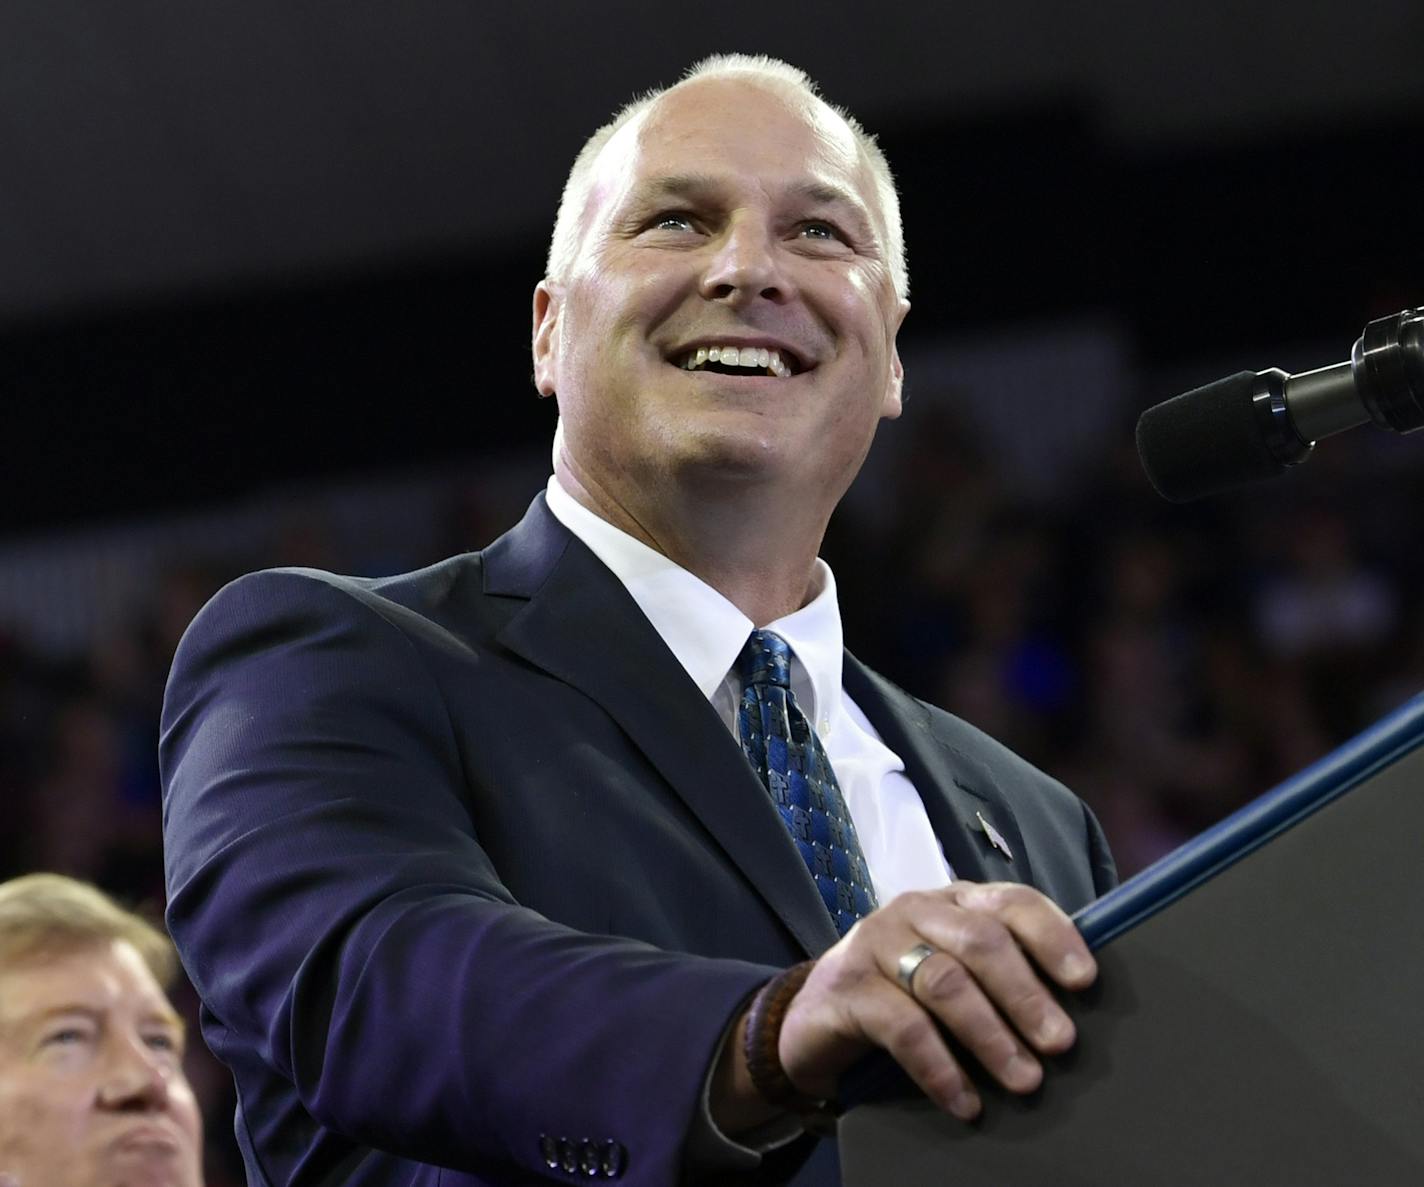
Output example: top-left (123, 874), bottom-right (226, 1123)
top-left (100, 1145), bottom-right (202, 1187)
top-left (666, 434), bottom-right (791, 488)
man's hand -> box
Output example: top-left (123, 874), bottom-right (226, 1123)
top-left (777, 881), bottom-right (1095, 1121)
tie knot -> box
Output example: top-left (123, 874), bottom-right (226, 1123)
top-left (736, 629), bottom-right (792, 689)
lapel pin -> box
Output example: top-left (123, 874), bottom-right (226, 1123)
top-left (975, 810), bottom-right (1014, 861)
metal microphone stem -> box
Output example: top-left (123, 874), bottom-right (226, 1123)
top-left (1285, 361), bottom-right (1368, 442)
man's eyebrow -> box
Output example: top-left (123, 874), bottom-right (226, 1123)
top-left (7, 1002), bottom-right (101, 1029)
top-left (12, 1002), bottom-right (186, 1033)
top-left (626, 173), bottom-right (724, 205)
top-left (788, 180), bottom-right (858, 208)
top-left (787, 180), bottom-right (877, 240)
top-left (145, 1007), bottom-right (188, 1035)
top-left (34, 1003), bottom-right (97, 1019)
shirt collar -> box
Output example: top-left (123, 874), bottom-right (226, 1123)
top-left (544, 475), bottom-right (844, 725)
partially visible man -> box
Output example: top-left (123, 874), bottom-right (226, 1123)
top-left (0, 874), bottom-right (203, 1187)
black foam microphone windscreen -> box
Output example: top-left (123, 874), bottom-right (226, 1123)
top-left (1135, 371), bottom-right (1292, 503)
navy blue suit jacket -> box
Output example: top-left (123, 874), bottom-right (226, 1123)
top-left (161, 495), bottom-right (1116, 1187)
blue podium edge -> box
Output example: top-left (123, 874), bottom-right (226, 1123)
top-left (1074, 691), bottom-right (1424, 950)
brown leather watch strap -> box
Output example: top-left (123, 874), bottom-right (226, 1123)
top-left (741, 959), bottom-right (838, 1132)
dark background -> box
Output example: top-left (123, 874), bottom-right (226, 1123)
top-left (3, 0), bottom-right (1422, 536)
top-left (2, 3), bottom-right (1423, 1181)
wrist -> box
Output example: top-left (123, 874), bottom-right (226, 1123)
top-left (709, 1009), bottom-right (784, 1136)
top-left (741, 960), bottom-right (839, 1134)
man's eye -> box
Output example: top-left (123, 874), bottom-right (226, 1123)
top-left (144, 1033), bottom-right (180, 1053)
top-left (799, 221), bottom-right (841, 242)
top-left (649, 212), bottom-right (695, 232)
top-left (42, 1027), bottom-right (89, 1046)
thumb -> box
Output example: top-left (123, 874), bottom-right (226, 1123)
top-left (0, 1173), bottom-right (22, 1187)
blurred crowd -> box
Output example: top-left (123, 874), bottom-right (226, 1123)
top-left (3, 393), bottom-right (1423, 1177)
top-left (838, 404), bottom-right (1424, 877)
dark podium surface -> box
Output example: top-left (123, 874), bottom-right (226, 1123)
top-left (840, 693), bottom-right (1424, 1186)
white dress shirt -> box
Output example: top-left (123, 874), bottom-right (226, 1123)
top-left (545, 475), bottom-right (954, 901)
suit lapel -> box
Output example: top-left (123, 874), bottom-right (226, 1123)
top-left (842, 654), bottom-right (1035, 890)
top-left (483, 497), bottom-right (840, 957)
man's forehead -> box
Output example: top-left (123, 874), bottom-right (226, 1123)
top-left (0, 941), bottom-right (178, 1027)
top-left (637, 76), bottom-right (856, 149)
top-left (596, 77), bottom-right (870, 209)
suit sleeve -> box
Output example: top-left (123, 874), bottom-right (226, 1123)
top-left (160, 569), bottom-right (775, 1184)
top-left (1082, 799), bottom-right (1119, 898)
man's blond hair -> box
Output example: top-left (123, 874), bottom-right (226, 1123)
top-left (0, 873), bottom-right (177, 986)
top-left (545, 53), bottom-right (908, 300)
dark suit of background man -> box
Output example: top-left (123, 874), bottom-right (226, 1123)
top-left (161, 53), bottom-right (1116, 1187)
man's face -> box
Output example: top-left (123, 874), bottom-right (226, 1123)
top-left (534, 76), bottom-right (908, 519)
top-left (0, 940), bottom-right (203, 1187)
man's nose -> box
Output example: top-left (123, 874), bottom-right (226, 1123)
top-left (96, 1034), bottom-right (173, 1111)
top-left (698, 219), bottom-right (793, 307)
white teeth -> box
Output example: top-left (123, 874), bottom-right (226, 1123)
top-left (678, 344), bottom-right (795, 378)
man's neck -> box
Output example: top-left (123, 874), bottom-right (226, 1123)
top-left (554, 460), bottom-right (827, 627)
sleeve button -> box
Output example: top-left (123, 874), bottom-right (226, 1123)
top-left (580, 1140), bottom-right (603, 1176)
top-left (600, 1140), bottom-right (626, 1178)
top-left (538, 1134), bottom-right (559, 1170)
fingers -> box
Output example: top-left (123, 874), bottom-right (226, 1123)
top-left (777, 881), bottom-right (1097, 1123)
top-left (900, 884), bottom-right (1093, 1067)
top-left (951, 881), bottom-right (1097, 992)
top-left (778, 950), bottom-right (987, 1120)
top-left (883, 929), bottom-right (1047, 1096)
top-left (0, 1173), bottom-right (21, 1187)
top-left (848, 973), bottom-right (985, 1120)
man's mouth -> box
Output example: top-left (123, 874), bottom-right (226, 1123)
top-left (110, 1124), bottom-right (183, 1154)
top-left (673, 344), bottom-right (803, 379)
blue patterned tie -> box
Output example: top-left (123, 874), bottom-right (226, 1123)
top-left (736, 630), bottom-right (878, 936)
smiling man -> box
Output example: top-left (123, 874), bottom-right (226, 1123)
top-left (533, 73), bottom-right (908, 629)
top-left (162, 55), bottom-right (1115, 1186)
top-left (0, 874), bottom-right (203, 1187)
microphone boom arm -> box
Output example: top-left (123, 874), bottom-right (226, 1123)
top-left (1137, 306), bottom-right (1424, 502)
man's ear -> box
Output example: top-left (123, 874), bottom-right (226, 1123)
top-left (881, 298), bottom-right (910, 420)
top-left (532, 280), bottom-right (562, 397)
